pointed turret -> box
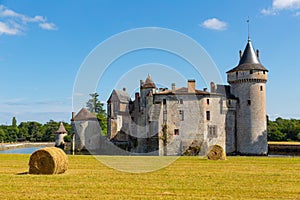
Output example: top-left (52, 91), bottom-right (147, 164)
top-left (142, 74), bottom-right (156, 89)
top-left (227, 38), bottom-right (268, 73)
top-left (226, 37), bottom-right (268, 156)
top-left (54, 122), bottom-right (68, 148)
top-left (56, 122), bottom-right (67, 134)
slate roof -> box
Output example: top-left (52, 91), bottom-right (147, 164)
top-left (107, 89), bottom-right (131, 103)
top-left (155, 87), bottom-right (210, 95)
top-left (143, 75), bottom-right (156, 88)
top-left (73, 108), bottom-right (98, 121)
top-left (227, 38), bottom-right (268, 73)
top-left (55, 122), bottom-right (67, 134)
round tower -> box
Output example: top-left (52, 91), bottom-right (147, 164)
top-left (55, 122), bottom-right (68, 149)
top-left (227, 38), bottom-right (268, 155)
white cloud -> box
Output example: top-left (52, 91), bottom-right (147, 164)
top-left (261, 8), bottom-right (277, 16)
top-left (39, 22), bottom-right (57, 30)
top-left (273, 0), bottom-right (300, 10)
top-left (201, 18), bottom-right (227, 31)
top-left (262, 0), bottom-right (300, 15)
top-left (0, 4), bottom-right (57, 35)
top-left (0, 21), bottom-right (20, 35)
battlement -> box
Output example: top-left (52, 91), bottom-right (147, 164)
top-left (227, 69), bottom-right (268, 84)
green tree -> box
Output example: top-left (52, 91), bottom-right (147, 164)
top-left (42, 120), bottom-right (59, 142)
top-left (12, 117), bottom-right (17, 128)
top-left (0, 128), bottom-right (6, 143)
top-left (86, 92), bottom-right (107, 136)
top-left (18, 122), bottom-right (29, 141)
top-left (6, 127), bottom-right (18, 142)
top-left (268, 117), bottom-right (300, 141)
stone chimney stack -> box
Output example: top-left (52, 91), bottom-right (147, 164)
top-left (71, 112), bottom-right (76, 121)
top-left (187, 80), bottom-right (196, 93)
top-left (171, 83), bottom-right (175, 91)
top-left (135, 92), bottom-right (139, 100)
top-left (210, 82), bottom-right (216, 93)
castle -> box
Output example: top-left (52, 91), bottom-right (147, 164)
top-left (106, 37), bottom-right (268, 156)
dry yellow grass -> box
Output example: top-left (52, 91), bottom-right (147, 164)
top-left (0, 154), bottom-right (299, 199)
top-left (268, 141), bottom-right (300, 145)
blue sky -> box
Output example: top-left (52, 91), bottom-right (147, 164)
top-left (0, 0), bottom-right (300, 124)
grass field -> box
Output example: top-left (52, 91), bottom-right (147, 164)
top-left (268, 141), bottom-right (300, 145)
top-left (0, 154), bottom-right (299, 199)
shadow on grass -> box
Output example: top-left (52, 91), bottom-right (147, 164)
top-left (16, 172), bottom-right (28, 175)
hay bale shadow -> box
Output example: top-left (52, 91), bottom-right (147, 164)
top-left (16, 172), bottom-right (28, 175)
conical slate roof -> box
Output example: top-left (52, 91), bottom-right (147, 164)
top-left (55, 122), bottom-right (67, 134)
top-left (227, 38), bottom-right (268, 73)
top-left (73, 107), bottom-right (98, 121)
top-left (143, 75), bottom-right (156, 88)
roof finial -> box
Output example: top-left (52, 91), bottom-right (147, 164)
top-left (247, 17), bottom-right (250, 41)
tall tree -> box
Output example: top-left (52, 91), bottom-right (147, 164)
top-left (86, 93), bottom-right (105, 114)
top-left (86, 92), bottom-right (107, 136)
top-left (12, 117), bottom-right (17, 127)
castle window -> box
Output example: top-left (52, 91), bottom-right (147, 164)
top-left (174, 129), bottom-right (179, 135)
top-left (260, 86), bottom-right (263, 91)
top-left (163, 99), bottom-right (166, 105)
top-left (250, 70), bottom-right (253, 74)
top-left (247, 100), bottom-right (251, 106)
top-left (208, 125), bottom-right (217, 138)
top-left (206, 111), bottom-right (210, 121)
top-left (228, 100), bottom-right (231, 106)
top-left (179, 110), bottom-right (184, 121)
top-left (207, 99), bottom-right (210, 105)
top-left (180, 99), bottom-right (183, 104)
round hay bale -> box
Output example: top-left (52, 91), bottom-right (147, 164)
top-left (29, 147), bottom-right (68, 174)
top-left (207, 145), bottom-right (226, 160)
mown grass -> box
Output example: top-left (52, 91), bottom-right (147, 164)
top-left (268, 141), bottom-right (300, 145)
top-left (0, 154), bottom-right (299, 199)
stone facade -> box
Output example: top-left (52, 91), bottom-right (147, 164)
top-left (106, 38), bottom-right (268, 156)
top-left (70, 108), bottom-right (102, 152)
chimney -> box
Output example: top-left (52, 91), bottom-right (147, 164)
top-left (256, 49), bottom-right (260, 58)
top-left (171, 83), bottom-right (175, 91)
top-left (203, 88), bottom-right (207, 92)
top-left (188, 80), bottom-right (196, 93)
top-left (71, 112), bottom-right (76, 121)
top-left (123, 87), bottom-right (126, 92)
top-left (239, 50), bottom-right (242, 59)
top-left (135, 92), bottom-right (139, 100)
top-left (210, 82), bottom-right (216, 93)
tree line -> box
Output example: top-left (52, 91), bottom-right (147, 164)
top-left (0, 118), bottom-right (71, 143)
top-left (0, 93), bottom-right (107, 143)
top-left (267, 117), bottom-right (300, 141)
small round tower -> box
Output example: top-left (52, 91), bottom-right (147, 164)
top-left (227, 37), bottom-right (268, 155)
top-left (55, 122), bottom-right (68, 149)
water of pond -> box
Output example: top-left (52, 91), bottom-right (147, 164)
top-left (0, 147), bottom-right (46, 154)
